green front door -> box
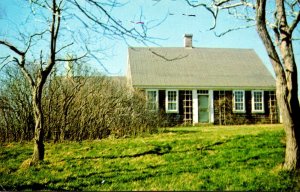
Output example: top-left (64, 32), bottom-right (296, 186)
top-left (198, 95), bottom-right (209, 123)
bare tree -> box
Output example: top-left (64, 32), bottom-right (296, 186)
top-left (0, 0), bottom-right (154, 165)
top-left (0, 66), bottom-right (34, 142)
top-left (184, 0), bottom-right (300, 170)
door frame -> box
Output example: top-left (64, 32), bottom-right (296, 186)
top-left (192, 90), bottom-right (214, 124)
top-left (198, 91), bottom-right (209, 123)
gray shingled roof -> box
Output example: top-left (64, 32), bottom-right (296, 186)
top-left (128, 47), bottom-right (275, 89)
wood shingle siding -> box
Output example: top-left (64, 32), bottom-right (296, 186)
top-left (213, 91), bottom-right (278, 125)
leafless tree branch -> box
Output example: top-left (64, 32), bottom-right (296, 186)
top-left (0, 56), bottom-right (10, 65)
top-left (214, 24), bottom-right (256, 37)
top-left (216, 0), bottom-right (255, 10)
top-left (25, 30), bottom-right (49, 54)
top-left (289, 11), bottom-right (300, 34)
top-left (71, 0), bottom-right (147, 42)
top-left (0, 40), bottom-right (25, 56)
top-left (55, 53), bottom-right (87, 62)
top-left (0, 56), bottom-right (11, 71)
top-left (55, 42), bottom-right (74, 54)
top-left (185, 0), bottom-right (218, 30)
top-left (149, 49), bottom-right (188, 61)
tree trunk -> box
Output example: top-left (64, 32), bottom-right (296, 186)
top-left (277, 76), bottom-right (300, 170)
top-left (278, 63), bottom-right (300, 170)
top-left (256, 0), bottom-right (300, 170)
top-left (276, 0), bottom-right (300, 170)
top-left (31, 85), bottom-right (45, 163)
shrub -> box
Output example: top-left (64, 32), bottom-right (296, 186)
top-left (0, 66), bottom-right (164, 142)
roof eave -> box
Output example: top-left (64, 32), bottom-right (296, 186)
top-left (132, 85), bottom-right (276, 90)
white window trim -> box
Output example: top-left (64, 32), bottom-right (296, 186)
top-left (192, 90), bottom-right (198, 124)
top-left (252, 90), bottom-right (265, 113)
top-left (146, 89), bottom-right (158, 111)
top-left (233, 90), bottom-right (246, 113)
top-left (166, 90), bottom-right (179, 113)
top-left (209, 90), bottom-right (214, 123)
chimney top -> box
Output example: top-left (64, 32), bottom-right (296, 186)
top-left (184, 34), bottom-right (193, 48)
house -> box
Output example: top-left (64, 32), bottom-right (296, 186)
top-left (127, 34), bottom-right (279, 125)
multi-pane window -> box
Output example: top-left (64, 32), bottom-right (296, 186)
top-left (146, 90), bottom-right (158, 111)
top-left (233, 90), bottom-right (245, 112)
top-left (252, 90), bottom-right (264, 112)
top-left (166, 90), bottom-right (178, 113)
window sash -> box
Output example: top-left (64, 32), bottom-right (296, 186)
top-left (252, 91), bottom-right (264, 112)
top-left (166, 90), bottom-right (178, 113)
top-left (146, 90), bottom-right (158, 111)
top-left (233, 90), bottom-right (245, 112)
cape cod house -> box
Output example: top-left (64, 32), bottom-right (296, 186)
top-left (127, 34), bottom-right (279, 125)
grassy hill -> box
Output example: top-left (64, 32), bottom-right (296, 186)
top-left (0, 124), bottom-right (299, 190)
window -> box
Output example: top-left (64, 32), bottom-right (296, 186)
top-left (166, 90), bottom-right (178, 113)
top-left (197, 90), bottom-right (209, 95)
top-left (233, 90), bottom-right (245, 113)
top-left (146, 90), bottom-right (158, 111)
top-left (252, 90), bottom-right (264, 113)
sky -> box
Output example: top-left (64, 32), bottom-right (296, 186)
top-left (0, 0), bottom-right (299, 80)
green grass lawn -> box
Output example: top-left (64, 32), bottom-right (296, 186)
top-left (0, 124), bottom-right (299, 190)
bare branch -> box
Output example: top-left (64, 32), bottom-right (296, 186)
top-left (25, 30), bottom-right (48, 54)
top-left (84, 44), bottom-right (110, 73)
top-left (44, 0), bottom-right (61, 77)
top-left (72, 0), bottom-right (147, 41)
top-left (217, 1), bottom-right (255, 10)
top-left (214, 0), bottom-right (231, 6)
top-left (185, 0), bottom-right (218, 30)
top-left (71, 1), bottom-right (117, 35)
top-left (0, 40), bottom-right (25, 56)
top-left (289, 11), bottom-right (300, 34)
top-left (0, 40), bottom-right (35, 86)
top-left (0, 56), bottom-right (10, 64)
top-left (87, 0), bottom-right (136, 35)
top-left (214, 24), bottom-right (256, 37)
top-left (149, 49), bottom-right (188, 62)
top-left (55, 42), bottom-right (73, 54)
top-left (0, 56), bottom-right (11, 71)
top-left (15, 57), bottom-right (35, 87)
top-left (55, 53), bottom-right (87, 62)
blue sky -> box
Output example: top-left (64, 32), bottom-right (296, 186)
top-left (0, 0), bottom-right (299, 79)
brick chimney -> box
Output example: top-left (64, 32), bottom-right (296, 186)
top-left (184, 34), bottom-right (193, 48)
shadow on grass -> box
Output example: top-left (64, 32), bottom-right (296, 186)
top-left (11, 180), bottom-right (64, 191)
top-left (131, 144), bottom-right (172, 157)
top-left (14, 183), bottom-right (46, 191)
top-left (161, 129), bottom-right (199, 135)
top-left (64, 138), bottom-right (231, 162)
top-left (11, 165), bottom-right (168, 190)
top-left (67, 144), bottom-right (173, 161)
top-left (197, 139), bottom-right (232, 151)
top-left (63, 139), bottom-right (233, 162)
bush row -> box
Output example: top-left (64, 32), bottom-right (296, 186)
top-left (0, 67), bottom-right (165, 143)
